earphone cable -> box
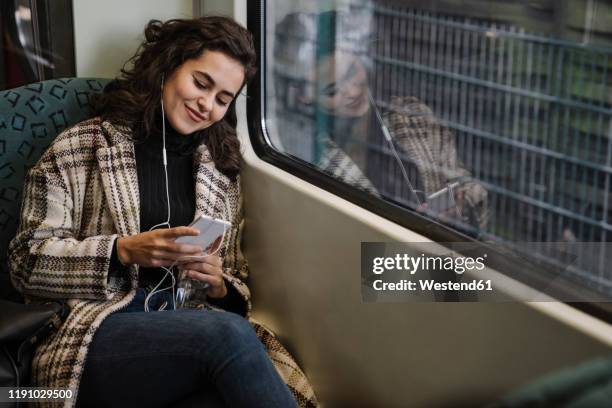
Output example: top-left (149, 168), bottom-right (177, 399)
top-left (367, 90), bottom-right (422, 207)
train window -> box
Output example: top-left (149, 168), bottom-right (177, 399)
top-left (252, 1), bottom-right (612, 300)
top-left (0, 0), bottom-right (75, 90)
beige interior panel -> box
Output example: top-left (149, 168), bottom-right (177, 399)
top-left (241, 155), bottom-right (612, 407)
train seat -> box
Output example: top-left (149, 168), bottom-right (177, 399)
top-left (0, 78), bottom-right (110, 301)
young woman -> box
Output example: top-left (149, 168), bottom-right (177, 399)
top-left (8, 16), bottom-right (317, 408)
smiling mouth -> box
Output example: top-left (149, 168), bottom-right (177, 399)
top-left (185, 104), bottom-right (207, 122)
top-left (346, 92), bottom-right (366, 109)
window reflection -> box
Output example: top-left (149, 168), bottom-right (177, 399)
top-left (267, 0), bottom-right (612, 296)
top-left (272, 9), bottom-right (489, 236)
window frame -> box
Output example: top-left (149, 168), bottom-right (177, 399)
top-left (0, 0), bottom-right (76, 90)
top-left (245, 0), bottom-right (612, 322)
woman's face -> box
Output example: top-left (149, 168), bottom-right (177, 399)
top-left (162, 50), bottom-right (245, 135)
top-left (309, 52), bottom-right (370, 117)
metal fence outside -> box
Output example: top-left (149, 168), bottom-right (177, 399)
top-left (365, 3), bottom-right (612, 294)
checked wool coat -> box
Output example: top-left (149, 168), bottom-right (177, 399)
top-left (316, 96), bottom-right (489, 233)
top-left (8, 118), bottom-right (318, 408)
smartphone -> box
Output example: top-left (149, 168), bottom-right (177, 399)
top-left (427, 181), bottom-right (460, 213)
top-left (175, 214), bottom-right (231, 252)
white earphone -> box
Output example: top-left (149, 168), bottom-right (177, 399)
top-left (144, 73), bottom-right (176, 311)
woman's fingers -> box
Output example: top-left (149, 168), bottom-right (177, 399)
top-left (190, 254), bottom-right (223, 267)
top-left (120, 227), bottom-right (222, 268)
top-left (178, 254), bottom-right (226, 298)
top-left (180, 259), bottom-right (223, 275)
top-left (184, 270), bottom-right (221, 283)
top-left (166, 242), bottom-right (205, 254)
top-left (184, 269), bottom-right (227, 298)
top-left (159, 229), bottom-right (204, 254)
top-left (159, 247), bottom-right (205, 261)
top-left (206, 255), bottom-right (223, 267)
top-left (157, 227), bottom-right (205, 252)
top-left (162, 226), bottom-right (200, 238)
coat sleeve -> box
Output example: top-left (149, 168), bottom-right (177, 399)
top-left (217, 177), bottom-right (251, 316)
top-left (8, 146), bottom-right (117, 301)
top-left (386, 96), bottom-right (488, 230)
top-left (431, 110), bottom-right (490, 231)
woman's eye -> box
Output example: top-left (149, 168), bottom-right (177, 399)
top-left (194, 79), bottom-right (207, 89)
top-left (217, 99), bottom-right (230, 107)
top-left (321, 87), bottom-right (337, 97)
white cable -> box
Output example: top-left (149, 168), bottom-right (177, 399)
top-left (145, 77), bottom-right (174, 311)
top-left (144, 265), bottom-right (176, 312)
top-left (367, 90), bottom-right (422, 206)
top-left (149, 90), bottom-right (171, 231)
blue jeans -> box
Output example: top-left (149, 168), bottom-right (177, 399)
top-left (77, 288), bottom-right (298, 408)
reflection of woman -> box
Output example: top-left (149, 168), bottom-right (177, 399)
top-left (274, 12), bottom-right (488, 234)
top-left (9, 17), bottom-right (316, 407)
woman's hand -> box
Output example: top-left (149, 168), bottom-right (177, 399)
top-left (116, 227), bottom-right (204, 268)
top-left (179, 254), bottom-right (227, 299)
top-left (441, 190), bottom-right (464, 218)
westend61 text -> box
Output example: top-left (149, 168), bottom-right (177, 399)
top-left (372, 279), bottom-right (493, 292)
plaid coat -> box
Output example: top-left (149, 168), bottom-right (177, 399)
top-left (8, 118), bottom-right (318, 408)
top-left (318, 96), bottom-right (489, 233)
top-left (384, 96), bottom-right (489, 231)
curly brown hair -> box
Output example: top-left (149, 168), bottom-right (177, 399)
top-left (92, 16), bottom-right (257, 180)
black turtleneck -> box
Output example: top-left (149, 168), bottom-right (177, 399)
top-left (134, 123), bottom-right (199, 286)
top-left (135, 123), bottom-right (197, 236)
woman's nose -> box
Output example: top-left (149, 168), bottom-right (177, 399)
top-left (197, 93), bottom-right (213, 113)
top-left (343, 81), bottom-right (363, 98)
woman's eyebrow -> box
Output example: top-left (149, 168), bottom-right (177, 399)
top-left (194, 71), bottom-right (236, 98)
top-left (342, 62), bottom-right (359, 82)
top-left (333, 61), bottom-right (359, 87)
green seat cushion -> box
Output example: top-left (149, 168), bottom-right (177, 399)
top-left (0, 78), bottom-right (110, 298)
top-left (491, 357), bottom-right (612, 408)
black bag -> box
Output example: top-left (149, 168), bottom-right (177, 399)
top-left (0, 300), bottom-right (68, 387)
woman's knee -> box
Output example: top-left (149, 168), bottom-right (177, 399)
top-left (189, 311), bottom-right (267, 374)
top-left (203, 311), bottom-right (259, 347)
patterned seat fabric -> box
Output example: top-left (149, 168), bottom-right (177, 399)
top-left (0, 78), bottom-right (110, 300)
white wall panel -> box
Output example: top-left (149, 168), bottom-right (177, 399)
top-left (73, 0), bottom-right (192, 78)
